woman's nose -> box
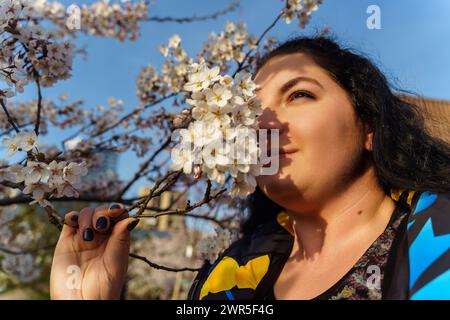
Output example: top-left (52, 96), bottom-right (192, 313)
top-left (256, 108), bottom-right (286, 149)
top-left (257, 108), bottom-right (284, 130)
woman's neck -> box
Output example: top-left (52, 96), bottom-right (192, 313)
top-left (286, 169), bottom-right (396, 261)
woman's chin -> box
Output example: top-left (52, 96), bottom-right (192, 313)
top-left (257, 175), bottom-right (301, 200)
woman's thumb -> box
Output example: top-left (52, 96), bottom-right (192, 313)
top-left (112, 217), bottom-right (140, 243)
top-left (104, 218), bottom-right (140, 266)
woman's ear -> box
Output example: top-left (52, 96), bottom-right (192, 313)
top-left (363, 125), bottom-right (373, 151)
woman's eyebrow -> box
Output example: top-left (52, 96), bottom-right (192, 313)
top-left (279, 76), bottom-right (324, 95)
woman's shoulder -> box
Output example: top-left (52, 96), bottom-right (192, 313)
top-left (388, 190), bottom-right (450, 299)
top-left (187, 211), bottom-right (294, 300)
top-left (408, 192), bottom-right (450, 238)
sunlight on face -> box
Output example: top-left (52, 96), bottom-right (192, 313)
top-left (254, 53), bottom-right (369, 213)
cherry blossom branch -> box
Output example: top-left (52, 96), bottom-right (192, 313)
top-left (92, 93), bottom-right (177, 137)
top-left (57, 95), bottom-right (177, 149)
top-left (141, 180), bottom-right (226, 216)
top-left (232, 12), bottom-right (283, 77)
top-left (34, 75), bottom-right (43, 135)
top-left (141, 210), bottom-right (228, 229)
top-left (0, 194), bottom-right (130, 206)
top-left (61, 124), bottom-right (91, 150)
top-left (0, 99), bottom-right (20, 133)
top-left (130, 170), bottom-right (183, 217)
top-left (129, 253), bottom-right (201, 272)
top-left (44, 206), bottom-right (64, 231)
top-left (145, 0), bottom-right (240, 24)
top-left (138, 180), bottom-right (228, 226)
top-left (0, 122), bottom-right (33, 137)
top-left (0, 190), bottom-right (197, 207)
top-left (0, 194), bottom-right (231, 228)
top-left (118, 135), bottom-right (173, 198)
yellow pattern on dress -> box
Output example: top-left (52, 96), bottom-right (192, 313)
top-left (199, 255), bottom-right (270, 300)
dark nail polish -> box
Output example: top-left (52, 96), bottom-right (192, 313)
top-left (83, 228), bottom-right (94, 241)
top-left (70, 215), bottom-right (78, 222)
top-left (127, 219), bottom-right (140, 231)
top-left (96, 217), bottom-right (108, 229)
top-left (109, 203), bottom-right (122, 210)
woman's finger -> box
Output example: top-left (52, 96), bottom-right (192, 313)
top-left (60, 211), bottom-right (79, 239)
top-left (106, 203), bottom-right (128, 223)
top-left (78, 207), bottom-right (95, 242)
top-left (93, 206), bottom-right (110, 233)
top-left (63, 211), bottom-right (80, 228)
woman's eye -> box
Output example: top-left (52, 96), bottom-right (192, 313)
top-left (287, 91), bottom-right (314, 102)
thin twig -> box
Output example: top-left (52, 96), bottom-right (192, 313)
top-left (34, 75), bottom-right (43, 135)
top-left (140, 211), bottom-right (227, 228)
top-left (232, 12), bottom-right (283, 77)
top-left (44, 206), bottom-right (63, 231)
top-left (117, 136), bottom-right (173, 198)
top-left (0, 122), bottom-right (32, 137)
top-left (0, 193), bottom-right (158, 206)
top-left (92, 93), bottom-right (177, 138)
top-left (129, 253), bottom-right (201, 272)
top-left (145, 0), bottom-right (240, 24)
top-left (130, 170), bottom-right (182, 217)
top-left (0, 99), bottom-right (20, 133)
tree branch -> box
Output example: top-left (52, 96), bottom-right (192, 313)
top-left (0, 122), bottom-right (33, 137)
top-left (0, 99), bottom-right (20, 133)
top-left (232, 12), bottom-right (283, 77)
top-left (44, 206), bottom-right (63, 231)
top-left (34, 75), bottom-right (43, 135)
top-left (145, 0), bottom-right (240, 24)
top-left (130, 170), bottom-right (182, 217)
top-left (140, 211), bottom-right (228, 228)
top-left (117, 135), bottom-right (173, 198)
top-left (92, 93), bottom-right (177, 138)
top-left (129, 253), bottom-right (201, 272)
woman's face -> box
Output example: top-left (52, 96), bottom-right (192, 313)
top-left (254, 53), bottom-right (372, 213)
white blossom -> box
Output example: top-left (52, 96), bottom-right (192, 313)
top-left (1, 254), bottom-right (41, 283)
top-left (2, 130), bottom-right (37, 157)
top-left (2, 136), bottom-right (20, 157)
top-left (234, 73), bottom-right (257, 97)
top-left (282, 0), bottom-right (320, 27)
top-left (17, 131), bottom-right (38, 152)
top-left (47, 160), bottom-right (66, 187)
top-left (55, 182), bottom-right (79, 198)
top-left (173, 63), bottom-right (262, 198)
top-left (170, 146), bottom-right (195, 175)
top-left (196, 227), bottom-right (237, 263)
top-left (230, 172), bottom-right (257, 198)
top-left (205, 83), bottom-right (232, 108)
top-left (168, 34), bottom-right (181, 49)
top-left (63, 161), bottom-right (88, 186)
top-left (23, 182), bottom-right (52, 207)
top-left (183, 66), bottom-right (211, 92)
top-left (23, 161), bottom-right (50, 185)
top-left (1, 156), bottom-right (88, 207)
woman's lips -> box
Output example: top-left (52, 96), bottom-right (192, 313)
top-left (275, 148), bottom-right (299, 158)
top-left (262, 148), bottom-right (297, 166)
top-left (265, 147), bottom-right (298, 158)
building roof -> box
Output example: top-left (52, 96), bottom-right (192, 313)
top-left (399, 95), bottom-right (450, 144)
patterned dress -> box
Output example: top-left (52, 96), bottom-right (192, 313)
top-left (268, 205), bottom-right (408, 300)
top-left (187, 190), bottom-right (450, 300)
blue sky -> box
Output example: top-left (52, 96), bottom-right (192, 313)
top-left (6, 0), bottom-right (450, 198)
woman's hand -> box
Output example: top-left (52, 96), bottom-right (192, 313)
top-left (50, 205), bottom-right (139, 300)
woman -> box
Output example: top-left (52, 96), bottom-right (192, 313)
top-left (50, 36), bottom-right (450, 300)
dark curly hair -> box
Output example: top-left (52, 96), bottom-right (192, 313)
top-left (241, 35), bottom-right (450, 235)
